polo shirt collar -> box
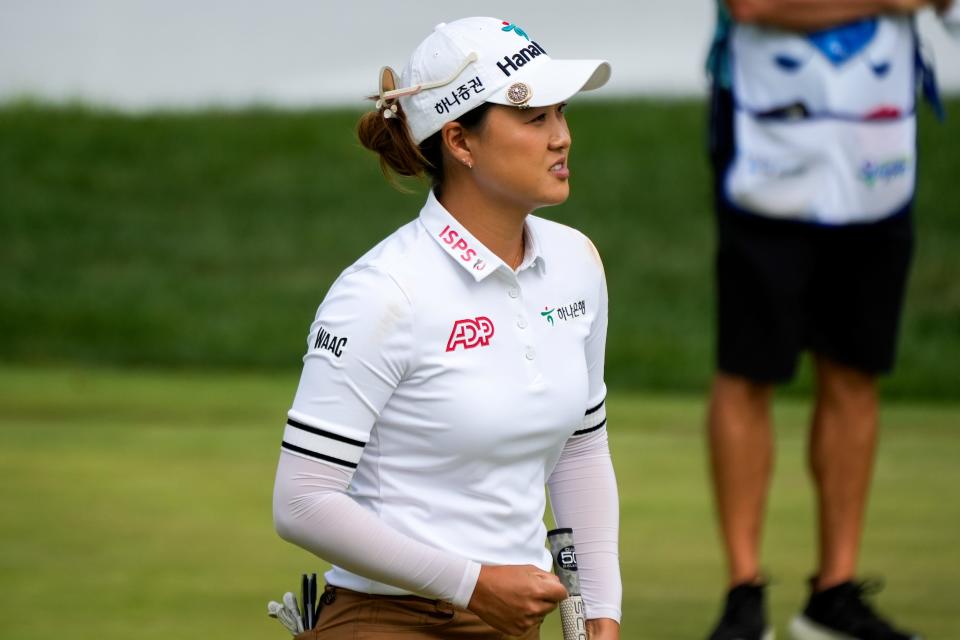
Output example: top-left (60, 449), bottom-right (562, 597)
top-left (418, 190), bottom-right (546, 282)
top-left (521, 221), bottom-right (547, 276)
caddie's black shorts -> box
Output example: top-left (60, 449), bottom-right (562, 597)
top-left (708, 87), bottom-right (914, 383)
top-left (714, 206), bottom-right (914, 383)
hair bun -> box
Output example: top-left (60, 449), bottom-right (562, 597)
top-left (357, 101), bottom-right (429, 182)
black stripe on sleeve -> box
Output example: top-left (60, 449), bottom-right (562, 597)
top-left (584, 399), bottom-right (605, 416)
top-left (286, 418), bottom-right (366, 448)
top-left (573, 418), bottom-right (607, 436)
top-left (281, 441), bottom-right (359, 469)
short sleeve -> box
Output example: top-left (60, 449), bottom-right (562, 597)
top-left (574, 246), bottom-right (608, 437)
top-left (282, 266), bottom-right (412, 468)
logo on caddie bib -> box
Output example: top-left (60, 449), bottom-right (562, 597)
top-left (859, 157), bottom-right (910, 188)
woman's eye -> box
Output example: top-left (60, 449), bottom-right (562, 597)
top-left (530, 112), bottom-right (547, 123)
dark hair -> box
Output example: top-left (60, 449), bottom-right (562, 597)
top-left (357, 101), bottom-right (492, 191)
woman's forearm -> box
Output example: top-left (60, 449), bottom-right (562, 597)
top-left (546, 429), bottom-right (622, 623)
top-left (272, 451), bottom-right (481, 608)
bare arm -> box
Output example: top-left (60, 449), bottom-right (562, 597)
top-left (725, 0), bottom-right (949, 31)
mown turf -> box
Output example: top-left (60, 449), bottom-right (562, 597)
top-left (1, 100), bottom-right (958, 398)
top-left (1, 366), bottom-right (958, 639)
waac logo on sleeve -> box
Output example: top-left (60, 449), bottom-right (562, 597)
top-left (313, 325), bottom-right (348, 358)
top-left (446, 317), bottom-right (495, 352)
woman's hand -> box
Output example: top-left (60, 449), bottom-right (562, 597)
top-left (467, 564), bottom-right (568, 636)
top-left (586, 617), bottom-right (621, 639)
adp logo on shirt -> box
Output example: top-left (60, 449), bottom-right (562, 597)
top-left (446, 317), bottom-right (495, 352)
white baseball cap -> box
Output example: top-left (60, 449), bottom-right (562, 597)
top-left (377, 17), bottom-right (611, 144)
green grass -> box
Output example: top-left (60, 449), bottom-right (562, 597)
top-left (1, 366), bottom-right (958, 639)
top-left (1, 101), bottom-right (959, 398)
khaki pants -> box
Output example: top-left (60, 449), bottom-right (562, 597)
top-left (296, 586), bottom-right (541, 640)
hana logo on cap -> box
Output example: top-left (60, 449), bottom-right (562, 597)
top-left (382, 17), bottom-right (611, 144)
top-left (501, 21), bottom-right (530, 40)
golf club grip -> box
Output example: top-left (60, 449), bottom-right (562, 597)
top-left (547, 528), bottom-right (588, 640)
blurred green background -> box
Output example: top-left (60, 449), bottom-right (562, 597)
top-left (1, 100), bottom-right (958, 639)
top-left (2, 100), bottom-right (959, 396)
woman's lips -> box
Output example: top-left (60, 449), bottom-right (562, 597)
top-left (550, 161), bottom-right (570, 179)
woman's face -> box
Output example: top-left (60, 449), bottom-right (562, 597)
top-left (464, 102), bottom-right (572, 212)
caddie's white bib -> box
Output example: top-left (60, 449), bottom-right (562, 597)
top-left (727, 17), bottom-right (917, 224)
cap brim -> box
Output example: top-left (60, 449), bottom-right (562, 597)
top-left (486, 59), bottom-right (611, 108)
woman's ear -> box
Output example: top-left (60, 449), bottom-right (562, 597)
top-left (441, 121), bottom-right (473, 169)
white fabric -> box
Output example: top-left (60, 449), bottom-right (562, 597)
top-left (273, 451), bottom-right (482, 608)
top-left (278, 191), bottom-right (614, 607)
top-left (726, 16), bottom-right (917, 224)
top-left (727, 110), bottom-right (915, 223)
top-left (281, 421), bottom-right (365, 467)
top-left (273, 426), bottom-right (622, 618)
top-left (577, 401), bottom-right (607, 433)
top-left (398, 17), bottom-right (610, 143)
top-left (547, 428), bottom-right (622, 622)
top-left (731, 18), bottom-right (915, 117)
top-left (944, 2), bottom-right (960, 37)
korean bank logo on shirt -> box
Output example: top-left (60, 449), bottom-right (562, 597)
top-left (541, 300), bottom-right (586, 326)
top-left (540, 307), bottom-right (556, 326)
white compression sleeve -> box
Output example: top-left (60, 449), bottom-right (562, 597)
top-left (272, 450), bottom-right (482, 608)
top-left (547, 428), bottom-right (622, 622)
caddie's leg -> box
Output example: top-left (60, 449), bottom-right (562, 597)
top-left (808, 355), bottom-right (879, 591)
top-left (707, 372), bottom-right (775, 587)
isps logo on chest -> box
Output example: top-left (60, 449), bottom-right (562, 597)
top-left (446, 316), bottom-right (495, 352)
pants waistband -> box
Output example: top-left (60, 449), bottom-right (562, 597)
top-left (323, 585), bottom-right (457, 613)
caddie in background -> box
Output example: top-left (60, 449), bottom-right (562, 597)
top-left (703, 1), bottom-right (956, 639)
top-left (272, 16), bottom-right (622, 640)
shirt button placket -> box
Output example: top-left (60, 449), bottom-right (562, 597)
top-left (506, 278), bottom-right (538, 373)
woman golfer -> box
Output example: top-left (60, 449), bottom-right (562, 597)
top-left (273, 17), bottom-right (621, 639)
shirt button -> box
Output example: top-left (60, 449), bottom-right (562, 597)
top-left (517, 317), bottom-right (528, 329)
top-left (508, 287), bottom-right (520, 299)
top-left (525, 347), bottom-right (536, 360)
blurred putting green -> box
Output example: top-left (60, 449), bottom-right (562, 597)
top-left (1, 365), bottom-right (958, 639)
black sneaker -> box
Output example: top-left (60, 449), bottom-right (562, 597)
top-left (789, 579), bottom-right (922, 639)
top-left (707, 582), bottom-right (775, 640)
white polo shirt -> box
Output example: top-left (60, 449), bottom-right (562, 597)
top-left (283, 190), bottom-right (608, 597)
